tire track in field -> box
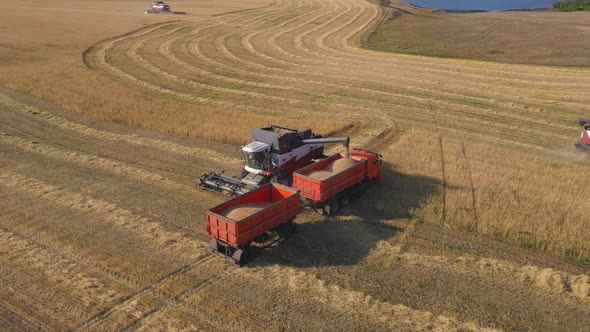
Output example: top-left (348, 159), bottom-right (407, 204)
top-left (239, 265), bottom-right (498, 331)
top-left (0, 263), bottom-right (87, 329)
top-left (0, 94), bottom-right (239, 164)
top-left (0, 297), bottom-right (49, 332)
top-left (0, 229), bottom-right (123, 317)
top-left (0, 209), bottom-right (142, 289)
top-left (0, 130), bottom-right (184, 191)
top-left (371, 241), bottom-right (590, 305)
top-left (119, 262), bottom-right (237, 332)
top-left (0, 170), bottom-right (206, 261)
top-left (77, 255), bottom-right (229, 332)
top-left (0, 272), bottom-right (69, 331)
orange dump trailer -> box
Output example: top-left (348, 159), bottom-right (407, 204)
top-left (207, 183), bottom-right (300, 265)
top-left (292, 149), bottom-right (382, 215)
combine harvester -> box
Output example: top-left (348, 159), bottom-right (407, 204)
top-left (144, 1), bottom-right (185, 14)
top-left (199, 125), bottom-right (350, 194)
top-left (201, 125), bottom-right (382, 264)
top-left (575, 118), bottom-right (590, 151)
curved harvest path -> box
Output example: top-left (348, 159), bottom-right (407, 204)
top-left (86, 0), bottom-right (590, 151)
top-left (2, 0), bottom-right (590, 330)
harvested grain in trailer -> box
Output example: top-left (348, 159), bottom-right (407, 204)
top-left (221, 202), bottom-right (272, 221)
top-left (307, 158), bottom-right (358, 180)
top-left (207, 184), bottom-right (301, 265)
top-left (293, 150), bottom-right (382, 215)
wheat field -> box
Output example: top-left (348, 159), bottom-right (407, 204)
top-left (1, 0), bottom-right (590, 330)
top-left (81, 0), bottom-right (590, 258)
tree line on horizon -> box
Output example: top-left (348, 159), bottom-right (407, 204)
top-left (553, 0), bottom-right (590, 11)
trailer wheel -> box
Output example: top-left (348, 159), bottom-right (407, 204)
top-left (278, 221), bottom-right (296, 239)
top-left (209, 239), bottom-right (219, 253)
top-left (324, 199), bottom-right (340, 215)
top-left (232, 249), bottom-right (248, 266)
top-left (339, 194), bottom-right (351, 208)
top-left (253, 233), bottom-right (270, 244)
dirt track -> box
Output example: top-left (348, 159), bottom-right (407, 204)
top-left (2, 0), bottom-right (590, 330)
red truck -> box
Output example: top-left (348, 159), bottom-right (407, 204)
top-left (207, 183), bottom-right (300, 265)
top-left (292, 149), bottom-right (382, 215)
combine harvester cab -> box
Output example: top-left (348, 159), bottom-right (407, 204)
top-left (206, 183), bottom-right (300, 265)
top-left (293, 149), bottom-right (382, 215)
top-left (576, 118), bottom-right (590, 152)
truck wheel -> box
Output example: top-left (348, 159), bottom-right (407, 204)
top-left (253, 233), bottom-right (270, 244)
top-left (340, 194), bottom-right (351, 208)
top-left (209, 239), bottom-right (219, 253)
top-left (324, 199), bottom-right (340, 215)
top-left (278, 221), bottom-right (296, 239)
top-left (232, 249), bottom-right (248, 266)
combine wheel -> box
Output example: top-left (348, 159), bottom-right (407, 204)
top-left (324, 199), bottom-right (340, 216)
top-left (232, 249), bottom-right (248, 266)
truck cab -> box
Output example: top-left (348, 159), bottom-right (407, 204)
top-left (350, 149), bottom-right (382, 182)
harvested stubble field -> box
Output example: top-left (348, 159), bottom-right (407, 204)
top-left (366, 1), bottom-right (590, 66)
top-left (2, 0), bottom-right (590, 330)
